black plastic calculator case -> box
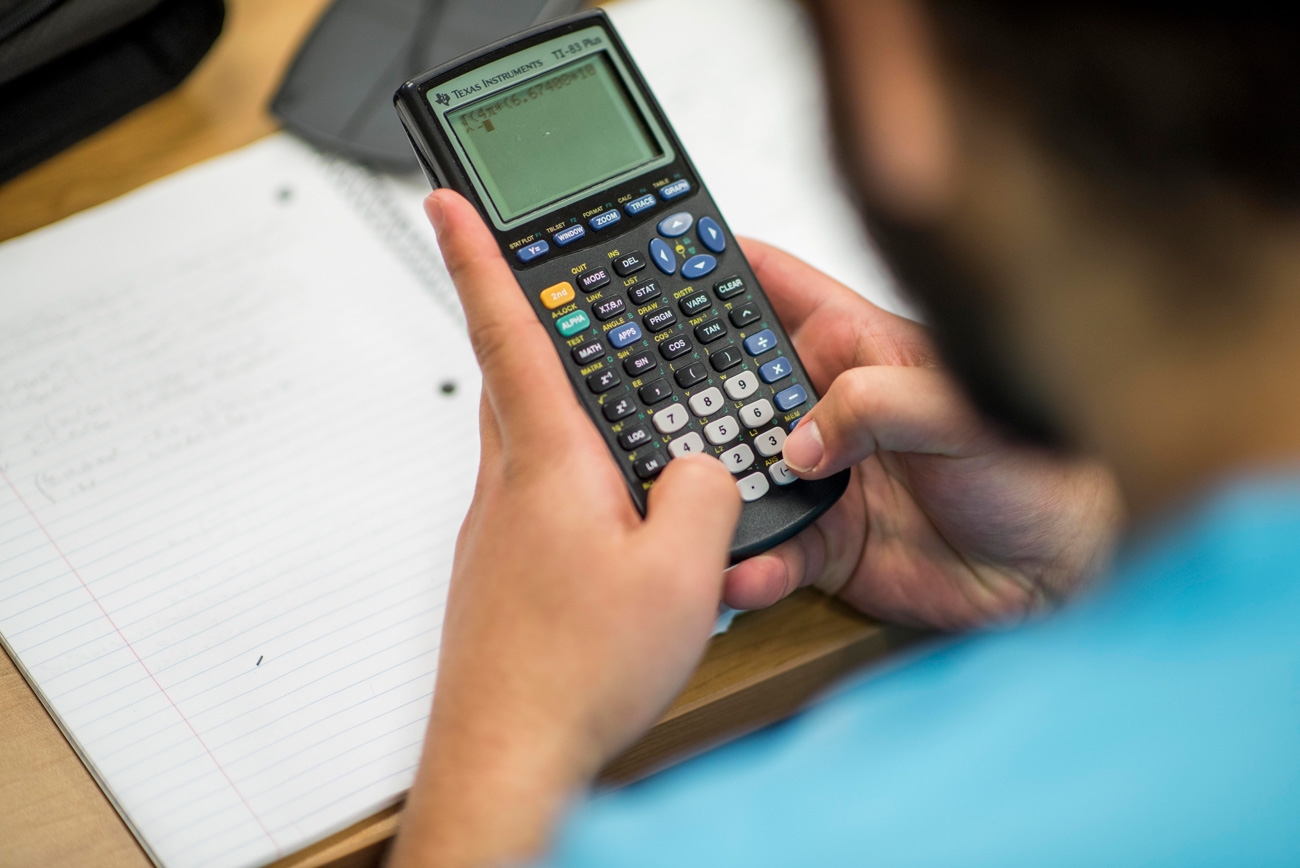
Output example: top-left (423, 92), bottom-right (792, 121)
top-left (395, 9), bottom-right (848, 561)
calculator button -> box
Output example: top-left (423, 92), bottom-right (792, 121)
top-left (704, 415), bottom-right (740, 446)
top-left (590, 209), bottom-right (622, 231)
top-left (639, 378), bottom-right (674, 405)
top-left (625, 193), bottom-right (657, 216)
top-left (619, 425), bottom-right (652, 451)
top-left (578, 266), bottom-right (612, 293)
top-left (649, 238), bottom-right (676, 275)
top-left (759, 355), bottom-right (793, 383)
top-left (517, 240), bottom-right (549, 263)
top-left (653, 403), bottom-right (689, 434)
top-left (681, 254), bottom-right (717, 280)
top-left (737, 471), bottom-right (771, 502)
top-left (593, 296), bottom-right (627, 321)
top-left (661, 335), bottom-right (693, 360)
top-left (636, 451), bottom-right (668, 480)
top-left (624, 351), bottom-right (657, 377)
top-left (587, 368), bottom-right (621, 393)
top-left (729, 302), bottom-right (761, 327)
top-left (721, 443), bottom-right (756, 474)
top-left (660, 179), bottom-right (692, 200)
top-left (572, 340), bottom-right (605, 365)
top-left (709, 346), bottom-right (743, 372)
top-left (680, 292), bottom-right (712, 316)
top-left (743, 329), bottom-right (778, 355)
top-left (739, 398), bottom-right (775, 429)
top-left (754, 426), bottom-right (787, 457)
top-left (697, 216), bottom-right (726, 253)
top-left (614, 252), bottom-right (646, 276)
top-left (674, 362), bottom-right (708, 388)
top-left (774, 384), bottom-right (809, 411)
top-left (689, 386), bottom-right (726, 418)
top-left (723, 370), bottom-right (759, 400)
top-left (608, 322), bottom-right (643, 348)
top-left (667, 431), bottom-right (706, 458)
top-left (714, 275), bottom-right (746, 299)
top-left (644, 308), bottom-right (678, 332)
top-left (769, 460), bottom-right (796, 486)
top-left (628, 281), bottom-right (661, 305)
top-left (657, 212), bottom-right (694, 238)
top-left (603, 393), bottom-right (637, 422)
top-left (556, 310), bottom-right (591, 337)
top-left (554, 224), bottom-right (586, 247)
top-left (540, 282), bottom-right (576, 310)
top-left (695, 318), bottom-right (727, 344)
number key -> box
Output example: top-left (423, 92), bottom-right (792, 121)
top-left (652, 402), bottom-right (688, 434)
top-left (688, 386), bottom-right (725, 417)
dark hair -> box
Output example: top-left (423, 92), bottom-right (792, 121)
top-left (925, 2), bottom-right (1300, 212)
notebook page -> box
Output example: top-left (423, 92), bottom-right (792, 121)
top-left (0, 136), bottom-right (480, 868)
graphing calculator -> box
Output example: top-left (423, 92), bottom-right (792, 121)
top-left (395, 9), bottom-right (849, 560)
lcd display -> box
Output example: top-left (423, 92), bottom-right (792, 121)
top-left (447, 53), bottom-right (662, 222)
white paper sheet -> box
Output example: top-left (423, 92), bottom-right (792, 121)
top-left (0, 136), bottom-right (480, 868)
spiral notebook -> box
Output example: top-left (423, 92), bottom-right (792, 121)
top-left (0, 1), bottom-right (895, 867)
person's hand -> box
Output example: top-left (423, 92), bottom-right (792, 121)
top-left (724, 241), bottom-right (1123, 629)
top-left (388, 191), bottom-right (742, 868)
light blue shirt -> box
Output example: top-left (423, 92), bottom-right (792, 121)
top-left (546, 475), bottom-right (1300, 866)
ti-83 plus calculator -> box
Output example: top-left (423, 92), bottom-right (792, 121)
top-left (395, 10), bottom-right (849, 560)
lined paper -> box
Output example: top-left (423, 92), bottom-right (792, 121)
top-left (0, 136), bottom-right (480, 868)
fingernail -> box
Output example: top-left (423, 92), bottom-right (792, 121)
top-left (425, 193), bottom-right (445, 234)
top-left (783, 419), bottom-right (823, 473)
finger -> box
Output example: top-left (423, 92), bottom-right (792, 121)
top-left (723, 530), bottom-right (824, 610)
top-left (740, 238), bottom-right (934, 387)
top-left (477, 389), bottom-right (502, 469)
top-left (783, 365), bottom-right (987, 478)
top-left (426, 191), bottom-right (585, 444)
top-left (642, 455), bottom-right (741, 581)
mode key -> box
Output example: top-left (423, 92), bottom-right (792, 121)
top-left (578, 266), bottom-right (611, 293)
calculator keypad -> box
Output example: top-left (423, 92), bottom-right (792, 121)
top-left (539, 203), bottom-right (819, 507)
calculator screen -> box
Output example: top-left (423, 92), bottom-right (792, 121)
top-left (448, 53), bottom-right (663, 223)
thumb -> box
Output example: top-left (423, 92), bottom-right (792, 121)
top-left (642, 454), bottom-right (742, 570)
top-left (782, 365), bottom-right (988, 478)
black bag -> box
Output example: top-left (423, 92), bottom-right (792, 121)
top-left (0, 0), bottom-right (224, 185)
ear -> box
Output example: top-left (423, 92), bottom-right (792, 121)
top-left (831, 0), bottom-right (955, 220)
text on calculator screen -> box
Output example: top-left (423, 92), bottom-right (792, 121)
top-left (448, 53), bottom-right (662, 222)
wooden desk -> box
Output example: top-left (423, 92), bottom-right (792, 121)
top-left (0, 2), bottom-right (915, 865)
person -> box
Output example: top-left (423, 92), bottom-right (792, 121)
top-left (388, 1), bottom-right (1300, 865)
